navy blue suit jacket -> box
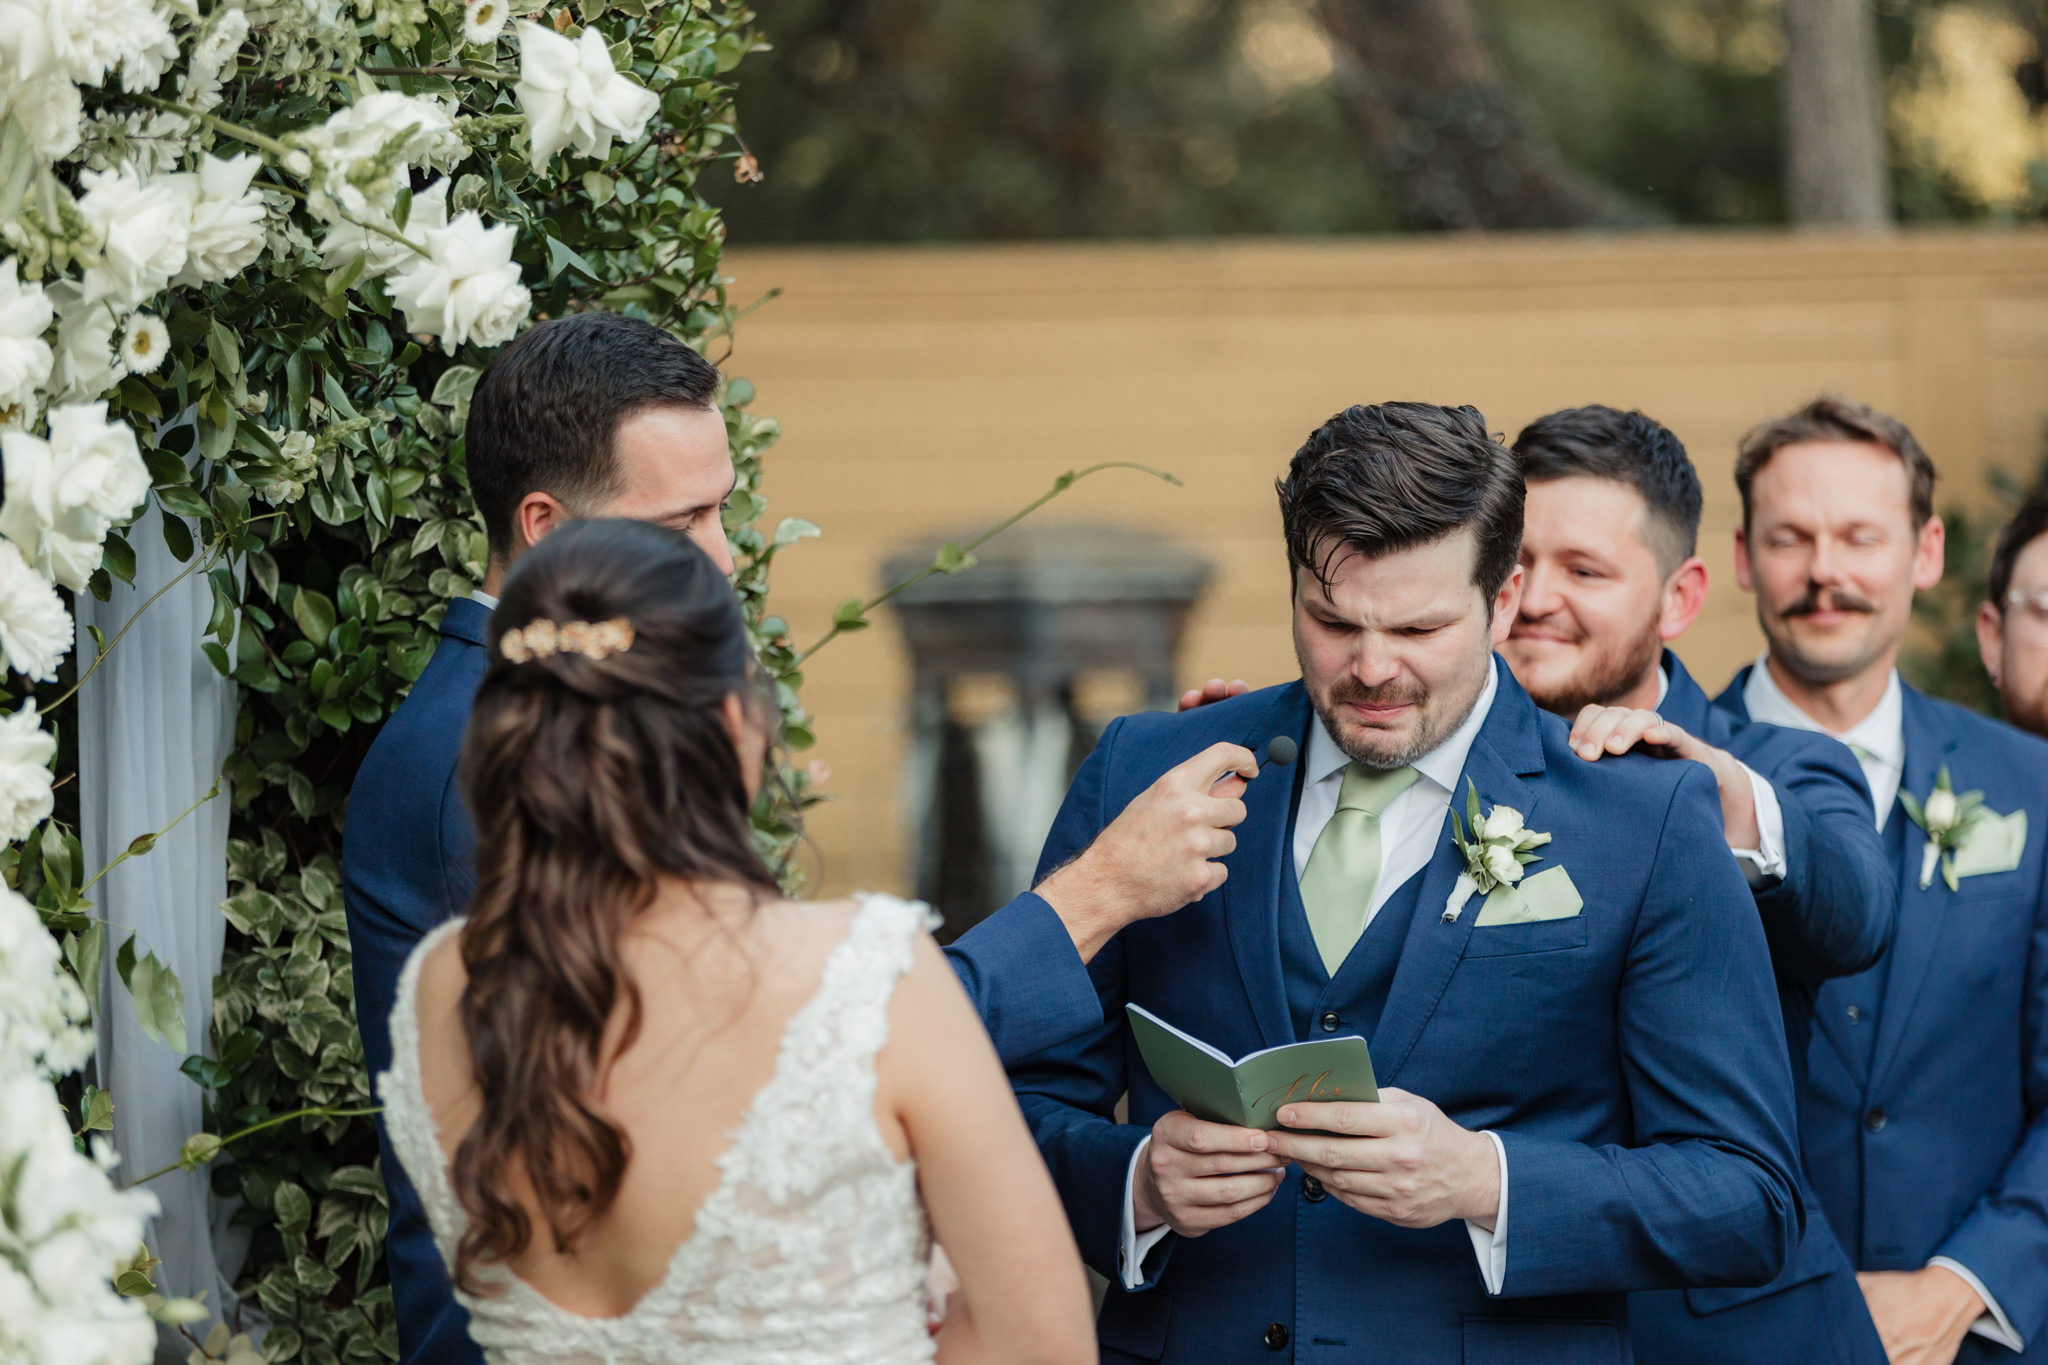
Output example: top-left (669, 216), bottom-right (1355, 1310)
top-left (342, 596), bottom-right (1102, 1365)
top-left (1722, 669), bottom-right (2048, 1361)
top-left (1014, 664), bottom-right (1804, 1365)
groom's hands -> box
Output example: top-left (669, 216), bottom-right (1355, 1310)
top-left (1133, 1111), bottom-right (1290, 1237)
top-left (1265, 1090), bottom-right (1501, 1232)
top-left (1035, 742), bottom-right (1258, 962)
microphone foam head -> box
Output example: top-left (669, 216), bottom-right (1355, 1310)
top-left (1265, 735), bottom-right (1299, 768)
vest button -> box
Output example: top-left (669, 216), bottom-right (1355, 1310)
top-left (1301, 1175), bottom-right (1326, 1202)
top-left (1864, 1108), bottom-right (1888, 1133)
top-left (1845, 1005), bottom-right (1863, 1023)
top-left (1318, 1011), bottom-right (1341, 1032)
top-left (1263, 1322), bottom-right (1290, 1351)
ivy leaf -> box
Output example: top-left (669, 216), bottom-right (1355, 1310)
top-left (63, 921), bottom-right (105, 999)
top-left (831, 598), bottom-right (869, 632)
top-left (126, 949), bottom-right (186, 1053)
top-left (101, 531), bottom-right (136, 585)
top-left (545, 235), bottom-right (599, 283)
top-left (772, 517), bottom-right (820, 547)
top-left (932, 541), bottom-right (976, 574)
top-left (160, 512), bottom-right (193, 562)
top-left (80, 1084), bottom-right (114, 1133)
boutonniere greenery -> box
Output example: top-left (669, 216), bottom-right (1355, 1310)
top-left (1443, 780), bottom-right (1553, 922)
top-left (1898, 765), bottom-right (1987, 892)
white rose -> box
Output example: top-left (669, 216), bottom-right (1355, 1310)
top-left (44, 285), bottom-right (120, 406)
top-left (0, 72), bottom-right (83, 163)
top-left (0, 260), bottom-right (54, 420)
top-left (45, 402), bottom-right (149, 525)
top-left (293, 92), bottom-right (464, 220)
top-left (320, 176), bottom-right (449, 283)
top-left (175, 154), bottom-right (269, 286)
top-left (388, 210), bottom-right (530, 353)
top-left (0, 540), bottom-right (72, 683)
top-left (1483, 843), bottom-right (1525, 886)
top-left (1478, 804), bottom-right (1525, 842)
top-left (1923, 786), bottom-right (1958, 832)
top-left (0, 702), bottom-right (55, 843)
top-left (515, 22), bottom-right (659, 166)
top-left (77, 166), bottom-right (193, 310)
top-left (0, 427), bottom-right (104, 589)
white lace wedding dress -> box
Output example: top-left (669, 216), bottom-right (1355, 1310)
top-left (378, 893), bottom-right (941, 1365)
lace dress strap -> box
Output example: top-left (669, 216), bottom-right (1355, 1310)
top-left (376, 916), bottom-right (471, 1269)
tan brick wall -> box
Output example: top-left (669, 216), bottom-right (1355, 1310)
top-left (726, 229), bottom-right (2048, 898)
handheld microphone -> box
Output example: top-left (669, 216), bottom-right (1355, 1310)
top-left (1262, 736), bottom-right (1298, 771)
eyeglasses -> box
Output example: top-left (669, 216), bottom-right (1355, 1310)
top-left (2004, 587), bottom-right (2048, 639)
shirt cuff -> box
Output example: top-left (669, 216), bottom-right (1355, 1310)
top-left (1120, 1138), bottom-right (1173, 1290)
top-left (1463, 1130), bottom-right (1508, 1295)
top-left (1730, 761), bottom-right (1788, 885)
top-left (1928, 1256), bottom-right (2026, 1352)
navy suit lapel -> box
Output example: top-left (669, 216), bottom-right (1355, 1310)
top-left (1656, 651), bottom-right (1713, 734)
top-left (1372, 662), bottom-right (1547, 1088)
top-left (1866, 685), bottom-right (1958, 1093)
top-left (1225, 684), bottom-right (1313, 1052)
top-left (440, 595), bottom-right (491, 647)
top-left (1713, 665), bottom-right (1757, 724)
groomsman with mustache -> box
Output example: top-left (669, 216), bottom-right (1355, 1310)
top-left (1715, 398), bottom-right (2048, 1365)
top-left (1498, 404), bottom-right (1895, 1365)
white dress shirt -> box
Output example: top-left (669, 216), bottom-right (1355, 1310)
top-left (1119, 663), bottom-right (1511, 1293)
top-left (1740, 656), bottom-right (2020, 1352)
top-left (470, 590), bottom-right (501, 611)
top-left (1651, 668), bottom-right (1788, 884)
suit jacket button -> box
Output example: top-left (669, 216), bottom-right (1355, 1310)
top-left (1264, 1323), bottom-right (1290, 1350)
top-left (1318, 1011), bottom-right (1341, 1032)
top-left (1301, 1175), bottom-right (1326, 1202)
top-left (1864, 1107), bottom-right (1887, 1133)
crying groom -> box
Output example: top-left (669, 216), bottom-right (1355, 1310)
top-left (1010, 404), bottom-right (1806, 1364)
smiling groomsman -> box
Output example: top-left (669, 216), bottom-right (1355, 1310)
top-left (1717, 397), bottom-right (2048, 1365)
top-left (1499, 405), bottom-right (1895, 1365)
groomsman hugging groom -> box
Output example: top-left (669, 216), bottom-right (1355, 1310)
top-left (1011, 403), bottom-right (1809, 1363)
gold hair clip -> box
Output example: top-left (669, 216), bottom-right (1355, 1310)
top-left (499, 617), bottom-right (635, 664)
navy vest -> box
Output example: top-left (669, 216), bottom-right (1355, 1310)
top-left (1822, 810), bottom-right (1904, 1086)
top-left (1277, 783), bottom-right (1432, 1045)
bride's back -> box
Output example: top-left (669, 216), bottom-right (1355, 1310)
top-left (408, 890), bottom-right (899, 1319)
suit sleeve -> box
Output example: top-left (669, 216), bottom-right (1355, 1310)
top-left (945, 892), bottom-right (1104, 1065)
top-left (1005, 720), bottom-right (1164, 1283)
top-left (1746, 731), bottom-right (1897, 982)
top-left (1494, 764), bottom-right (1805, 1297)
top-left (1932, 876), bottom-right (2048, 1346)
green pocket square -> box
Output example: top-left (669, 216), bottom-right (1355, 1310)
top-left (1950, 809), bottom-right (2028, 880)
top-left (1473, 865), bottom-right (1583, 927)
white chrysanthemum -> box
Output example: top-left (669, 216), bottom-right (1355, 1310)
top-left (463, 0), bottom-right (507, 46)
top-left (292, 92), bottom-right (464, 221)
top-left (76, 166), bottom-right (193, 311)
top-left (174, 153), bottom-right (268, 286)
top-left (319, 176), bottom-right (448, 283)
top-left (515, 22), bottom-right (659, 166)
top-left (0, 705), bottom-right (56, 846)
top-left (0, 261), bottom-right (54, 420)
top-left (0, 71), bottom-right (83, 163)
top-left (190, 4), bottom-right (247, 73)
top-left (0, 541), bottom-right (72, 683)
top-left (388, 210), bottom-right (530, 353)
top-left (0, 1071), bottom-right (160, 1365)
top-left (116, 313), bottom-right (167, 375)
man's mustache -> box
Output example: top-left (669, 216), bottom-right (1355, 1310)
top-left (1327, 679), bottom-right (1427, 709)
top-left (1782, 585), bottom-right (1877, 620)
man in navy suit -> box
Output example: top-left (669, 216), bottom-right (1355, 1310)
top-left (343, 312), bottom-right (1259, 1365)
top-left (1717, 396), bottom-right (2048, 1365)
top-left (1978, 494), bottom-right (2048, 740)
top-left (1012, 402), bottom-right (1804, 1363)
top-left (1499, 405), bottom-right (1895, 1364)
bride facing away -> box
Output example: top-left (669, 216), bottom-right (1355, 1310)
top-left (376, 517), bottom-right (1095, 1364)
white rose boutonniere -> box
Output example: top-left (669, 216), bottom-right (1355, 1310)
top-left (1443, 780), bottom-right (1553, 922)
top-left (1899, 764), bottom-right (1986, 891)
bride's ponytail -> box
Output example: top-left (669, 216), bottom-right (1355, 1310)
top-left (448, 517), bottom-right (777, 1293)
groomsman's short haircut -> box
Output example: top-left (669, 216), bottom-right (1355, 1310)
top-left (467, 312), bottom-right (722, 558)
top-left (1735, 395), bottom-right (1937, 530)
top-left (1513, 405), bottom-right (1702, 572)
top-left (1990, 493), bottom-right (2048, 611)
top-left (1277, 402), bottom-right (1523, 601)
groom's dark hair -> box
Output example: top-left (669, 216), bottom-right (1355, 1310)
top-left (1513, 405), bottom-right (1702, 572)
top-left (466, 312), bottom-right (722, 559)
top-left (1278, 402), bottom-right (1523, 600)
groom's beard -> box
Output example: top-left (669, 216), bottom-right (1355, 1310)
top-left (1310, 670), bottom-right (1484, 771)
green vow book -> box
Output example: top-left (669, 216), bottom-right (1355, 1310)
top-left (1126, 1004), bottom-right (1378, 1131)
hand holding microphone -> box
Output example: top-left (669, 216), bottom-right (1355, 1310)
top-left (1037, 734), bottom-right (1297, 962)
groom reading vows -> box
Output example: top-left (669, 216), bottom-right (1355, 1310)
top-left (1011, 403), bottom-right (1804, 1363)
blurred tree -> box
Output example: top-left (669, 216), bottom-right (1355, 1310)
top-left (1311, 0), bottom-right (1621, 228)
top-left (1781, 0), bottom-right (1892, 225)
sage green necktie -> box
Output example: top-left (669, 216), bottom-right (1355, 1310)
top-left (1300, 763), bottom-right (1420, 975)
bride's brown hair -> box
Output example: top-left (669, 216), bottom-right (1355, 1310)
top-left (449, 516), bottom-right (777, 1291)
